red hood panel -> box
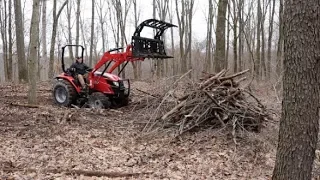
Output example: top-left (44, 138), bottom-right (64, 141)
top-left (94, 71), bottom-right (121, 81)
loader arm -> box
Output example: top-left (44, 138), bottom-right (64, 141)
top-left (91, 45), bottom-right (143, 74)
top-left (88, 19), bottom-right (177, 88)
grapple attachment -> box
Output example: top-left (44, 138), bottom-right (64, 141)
top-left (131, 19), bottom-right (177, 59)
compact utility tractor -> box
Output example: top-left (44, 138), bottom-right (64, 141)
top-left (52, 19), bottom-right (177, 108)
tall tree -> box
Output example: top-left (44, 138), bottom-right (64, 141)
top-left (186, 0), bottom-right (194, 77)
top-left (214, 0), bottom-right (228, 72)
top-left (75, 0), bottom-right (80, 56)
top-left (231, 0), bottom-right (237, 73)
top-left (267, 0), bottom-right (275, 79)
top-left (41, 0), bottom-right (47, 80)
top-left (205, 0), bottom-right (214, 72)
top-left (238, 0), bottom-right (244, 72)
top-left (14, 0), bottom-right (28, 82)
top-left (272, 0), bottom-right (320, 179)
top-left (28, 0), bottom-right (40, 104)
top-left (48, 0), bottom-right (68, 79)
top-left (168, 0), bottom-right (175, 76)
top-left (89, 0), bottom-right (95, 66)
top-left (66, 1), bottom-right (74, 60)
top-left (255, 0), bottom-right (262, 80)
top-left (0, 0), bottom-right (8, 81)
top-left (175, 0), bottom-right (186, 73)
top-left (276, 0), bottom-right (284, 76)
top-left (7, 0), bottom-right (13, 81)
top-left (131, 0), bottom-right (141, 79)
top-left (111, 0), bottom-right (131, 78)
top-left (155, 0), bottom-right (169, 77)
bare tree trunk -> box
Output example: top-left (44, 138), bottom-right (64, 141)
top-left (41, 0), bottom-right (47, 81)
top-left (226, 1), bottom-right (230, 71)
top-left (175, 0), bottom-right (186, 73)
top-left (75, 0), bottom-right (80, 56)
top-left (28, 0), bottom-right (40, 104)
top-left (214, 0), bottom-right (228, 72)
top-left (276, 0), bottom-right (284, 76)
top-left (14, 0), bottom-right (28, 83)
top-left (66, 2), bottom-right (74, 60)
top-left (261, 0), bottom-right (267, 79)
top-left (255, 0), bottom-right (262, 81)
top-left (232, 0), bottom-right (237, 73)
top-left (7, 0), bottom-right (13, 81)
top-left (205, 0), bottom-right (213, 73)
top-left (272, 1), bottom-right (320, 179)
top-left (155, 0), bottom-right (169, 77)
top-left (238, 0), bottom-right (244, 71)
top-left (267, 0), bottom-right (275, 80)
top-left (89, 0), bottom-right (95, 67)
top-left (132, 0), bottom-right (140, 79)
top-left (48, 0), bottom-right (68, 79)
top-left (186, 0), bottom-right (194, 77)
top-left (0, 0), bottom-right (8, 82)
top-left (168, 0), bottom-right (175, 76)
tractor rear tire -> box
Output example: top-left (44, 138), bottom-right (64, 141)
top-left (87, 92), bottom-right (111, 109)
top-left (53, 79), bottom-right (77, 107)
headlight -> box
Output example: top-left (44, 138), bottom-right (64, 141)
top-left (113, 82), bottom-right (119, 86)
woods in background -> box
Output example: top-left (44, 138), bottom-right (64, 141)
top-left (0, 0), bottom-right (283, 83)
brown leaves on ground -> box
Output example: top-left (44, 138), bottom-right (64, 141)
top-left (0, 79), bottom-right (279, 179)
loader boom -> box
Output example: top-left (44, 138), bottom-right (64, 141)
top-left (91, 19), bottom-right (177, 76)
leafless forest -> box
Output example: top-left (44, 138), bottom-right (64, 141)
top-left (1, 0), bottom-right (320, 179)
top-left (0, 0), bottom-right (283, 82)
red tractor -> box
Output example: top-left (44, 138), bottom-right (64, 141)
top-left (52, 19), bottom-right (176, 108)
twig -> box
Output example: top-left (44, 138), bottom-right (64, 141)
top-left (2, 168), bottom-right (153, 178)
top-left (234, 77), bottom-right (247, 85)
top-left (71, 104), bottom-right (80, 109)
top-left (215, 112), bottom-right (226, 127)
top-left (109, 109), bottom-right (123, 114)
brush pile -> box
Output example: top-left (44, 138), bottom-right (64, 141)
top-left (133, 69), bottom-right (268, 136)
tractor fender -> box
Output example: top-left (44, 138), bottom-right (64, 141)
top-left (54, 74), bottom-right (81, 93)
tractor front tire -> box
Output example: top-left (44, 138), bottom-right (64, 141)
top-left (53, 79), bottom-right (77, 107)
top-left (87, 92), bottom-right (111, 109)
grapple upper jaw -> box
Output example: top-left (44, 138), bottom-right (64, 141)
top-left (131, 19), bottom-right (177, 59)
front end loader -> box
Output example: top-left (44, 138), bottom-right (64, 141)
top-left (52, 19), bottom-right (177, 108)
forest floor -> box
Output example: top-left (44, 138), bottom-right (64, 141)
top-left (0, 78), bottom-right (318, 180)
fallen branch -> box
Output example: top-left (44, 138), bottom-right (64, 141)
top-left (8, 102), bottom-right (40, 108)
top-left (161, 100), bottom-right (186, 120)
top-left (219, 69), bottom-right (250, 81)
top-left (137, 69), bottom-right (268, 137)
top-left (200, 69), bottom-right (227, 89)
top-left (135, 88), bottom-right (159, 98)
top-left (2, 168), bottom-right (153, 178)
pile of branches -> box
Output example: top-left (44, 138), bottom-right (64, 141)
top-left (135, 69), bottom-right (268, 136)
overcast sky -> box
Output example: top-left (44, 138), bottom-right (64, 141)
top-left (18, 0), bottom-right (209, 51)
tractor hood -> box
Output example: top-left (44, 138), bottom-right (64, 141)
top-left (94, 71), bottom-right (121, 81)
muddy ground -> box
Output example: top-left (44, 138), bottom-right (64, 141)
top-left (0, 80), bottom-right (304, 179)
